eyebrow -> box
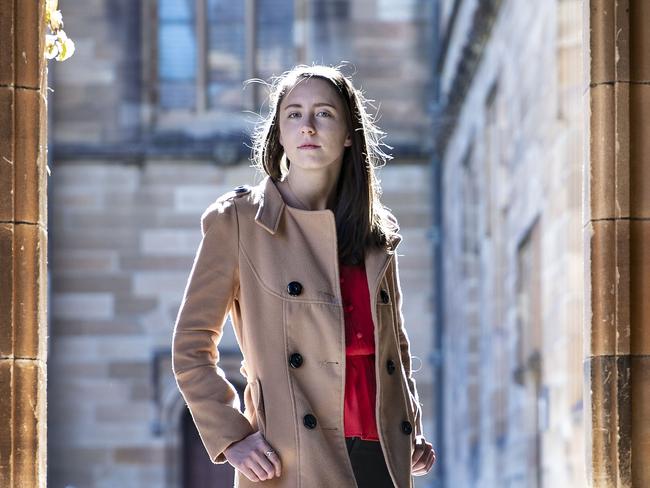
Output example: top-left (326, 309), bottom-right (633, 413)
top-left (283, 102), bottom-right (338, 111)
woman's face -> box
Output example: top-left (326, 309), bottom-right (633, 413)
top-left (277, 77), bottom-right (352, 172)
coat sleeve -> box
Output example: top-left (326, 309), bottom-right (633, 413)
top-left (171, 197), bottom-right (254, 464)
top-left (392, 252), bottom-right (425, 438)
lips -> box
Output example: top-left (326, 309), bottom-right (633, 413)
top-left (298, 144), bottom-right (320, 149)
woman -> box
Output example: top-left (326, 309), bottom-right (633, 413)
top-left (172, 64), bottom-right (435, 487)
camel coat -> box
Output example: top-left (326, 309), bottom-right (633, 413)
top-left (172, 176), bottom-right (424, 488)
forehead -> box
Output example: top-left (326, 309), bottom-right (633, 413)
top-left (280, 77), bottom-right (343, 108)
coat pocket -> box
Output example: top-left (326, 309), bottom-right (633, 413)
top-left (250, 377), bottom-right (267, 436)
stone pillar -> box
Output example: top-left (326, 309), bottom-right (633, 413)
top-left (0, 1), bottom-right (48, 487)
top-left (585, 1), bottom-right (650, 486)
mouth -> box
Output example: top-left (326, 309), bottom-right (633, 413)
top-left (298, 144), bottom-right (321, 149)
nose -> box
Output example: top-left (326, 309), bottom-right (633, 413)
top-left (300, 116), bottom-right (316, 135)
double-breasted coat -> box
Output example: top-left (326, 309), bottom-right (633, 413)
top-left (172, 175), bottom-right (424, 488)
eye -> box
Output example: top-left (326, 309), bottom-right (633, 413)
top-left (287, 112), bottom-right (301, 119)
top-left (317, 111), bottom-right (332, 117)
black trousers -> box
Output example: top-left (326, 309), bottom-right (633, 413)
top-left (345, 437), bottom-right (395, 488)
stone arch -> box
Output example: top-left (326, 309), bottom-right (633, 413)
top-left (160, 387), bottom-right (186, 488)
top-left (158, 350), bottom-right (246, 488)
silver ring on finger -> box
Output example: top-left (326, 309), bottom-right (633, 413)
top-left (265, 450), bottom-right (275, 458)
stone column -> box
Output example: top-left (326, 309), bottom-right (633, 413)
top-left (0, 1), bottom-right (48, 487)
top-left (585, 1), bottom-right (650, 486)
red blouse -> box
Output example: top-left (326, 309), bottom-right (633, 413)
top-left (339, 261), bottom-right (380, 441)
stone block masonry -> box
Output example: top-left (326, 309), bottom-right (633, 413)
top-left (0, 1), bottom-right (49, 487)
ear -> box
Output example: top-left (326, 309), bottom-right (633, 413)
top-left (279, 132), bottom-right (284, 147)
top-left (344, 133), bottom-right (352, 147)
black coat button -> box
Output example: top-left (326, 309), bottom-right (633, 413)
top-left (380, 289), bottom-right (390, 304)
top-left (303, 414), bottom-right (317, 429)
top-left (386, 359), bottom-right (396, 375)
top-left (289, 353), bottom-right (303, 369)
top-left (287, 281), bottom-right (303, 296)
top-left (401, 420), bottom-right (413, 435)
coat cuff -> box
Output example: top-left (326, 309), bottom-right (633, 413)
top-left (209, 420), bottom-right (255, 464)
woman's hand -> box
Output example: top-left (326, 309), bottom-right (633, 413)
top-left (411, 435), bottom-right (436, 476)
top-left (224, 431), bottom-right (282, 482)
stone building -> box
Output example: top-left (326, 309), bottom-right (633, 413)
top-left (5, 1), bottom-right (649, 487)
top-left (430, 0), bottom-right (585, 486)
top-left (46, 1), bottom-right (436, 487)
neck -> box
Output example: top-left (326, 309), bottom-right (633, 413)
top-left (280, 166), bottom-right (341, 211)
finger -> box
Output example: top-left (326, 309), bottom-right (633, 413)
top-left (412, 448), bottom-right (428, 469)
top-left (413, 468), bottom-right (426, 476)
top-left (258, 440), bottom-right (282, 477)
top-left (239, 465), bottom-right (260, 483)
top-left (251, 450), bottom-right (276, 479)
top-left (245, 459), bottom-right (269, 481)
top-left (265, 449), bottom-right (282, 477)
top-left (413, 451), bottom-right (434, 475)
top-left (413, 461), bottom-right (427, 473)
top-left (411, 446), bottom-right (426, 466)
top-left (413, 454), bottom-right (431, 476)
top-left (412, 447), bottom-right (431, 471)
top-left (425, 450), bottom-right (436, 471)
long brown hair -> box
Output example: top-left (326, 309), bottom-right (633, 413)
top-left (250, 64), bottom-right (399, 265)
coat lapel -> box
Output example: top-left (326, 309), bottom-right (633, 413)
top-left (254, 176), bottom-right (285, 234)
top-left (253, 175), bottom-right (403, 304)
top-left (364, 233), bottom-right (402, 309)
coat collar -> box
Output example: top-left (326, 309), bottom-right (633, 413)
top-left (253, 175), bottom-right (402, 251)
top-left (253, 176), bottom-right (285, 235)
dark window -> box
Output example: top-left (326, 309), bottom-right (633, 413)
top-left (158, 0), bottom-right (198, 109)
top-left (156, 0), bottom-right (294, 113)
top-left (257, 0), bottom-right (295, 81)
top-left (206, 0), bottom-right (246, 110)
top-left (182, 406), bottom-right (234, 487)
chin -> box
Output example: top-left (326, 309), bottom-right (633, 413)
top-left (288, 153), bottom-right (344, 171)
top-left (290, 159), bottom-right (339, 171)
